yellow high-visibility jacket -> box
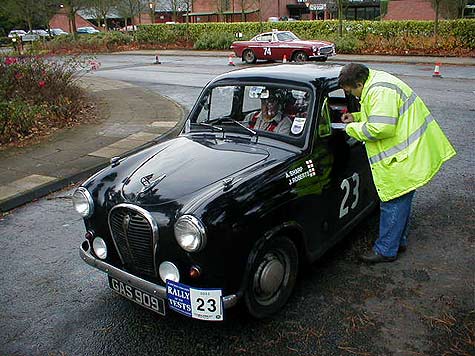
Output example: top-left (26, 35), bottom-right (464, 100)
top-left (345, 69), bottom-right (456, 201)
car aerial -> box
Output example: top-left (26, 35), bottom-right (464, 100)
top-left (77, 26), bottom-right (100, 34)
top-left (7, 30), bottom-right (27, 38)
top-left (74, 63), bottom-right (378, 321)
top-left (231, 30), bottom-right (336, 64)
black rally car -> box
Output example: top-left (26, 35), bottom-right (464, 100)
top-left (73, 64), bottom-right (377, 321)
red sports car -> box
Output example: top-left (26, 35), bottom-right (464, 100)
top-left (230, 30), bottom-right (336, 64)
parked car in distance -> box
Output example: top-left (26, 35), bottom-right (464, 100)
top-left (119, 25), bottom-right (137, 32)
top-left (231, 30), bottom-right (336, 64)
top-left (8, 30), bottom-right (27, 38)
top-left (74, 63), bottom-right (378, 321)
top-left (77, 26), bottom-right (100, 34)
top-left (29, 29), bottom-right (50, 37)
top-left (51, 28), bottom-right (69, 36)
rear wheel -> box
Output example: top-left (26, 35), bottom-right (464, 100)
top-left (244, 235), bottom-right (298, 319)
top-left (292, 51), bottom-right (308, 62)
top-left (243, 49), bottom-right (257, 64)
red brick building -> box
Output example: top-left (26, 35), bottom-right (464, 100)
top-left (49, 8), bottom-right (99, 33)
top-left (383, 0), bottom-right (436, 20)
top-left (188, 0), bottom-right (311, 23)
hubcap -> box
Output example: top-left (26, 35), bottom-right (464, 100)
top-left (254, 253), bottom-right (285, 300)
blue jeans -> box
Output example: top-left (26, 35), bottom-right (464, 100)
top-left (374, 191), bottom-right (415, 257)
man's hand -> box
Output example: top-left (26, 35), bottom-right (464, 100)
top-left (341, 113), bottom-right (354, 123)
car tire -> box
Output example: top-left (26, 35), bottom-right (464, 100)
top-left (243, 49), bottom-right (257, 64)
top-left (244, 235), bottom-right (298, 319)
top-left (292, 51), bottom-right (308, 62)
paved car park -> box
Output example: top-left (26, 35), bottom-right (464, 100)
top-left (0, 53), bottom-right (473, 356)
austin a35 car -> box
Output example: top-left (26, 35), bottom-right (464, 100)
top-left (73, 64), bottom-right (377, 321)
top-left (231, 30), bottom-right (336, 64)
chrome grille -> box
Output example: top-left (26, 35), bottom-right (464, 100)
top-left (319, 46), bottom-right (334, 55)
top-left (108, 205), bottom-right (157, 276)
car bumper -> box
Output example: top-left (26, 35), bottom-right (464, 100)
top-left (79, 240), bottom-right (240, 309)
top-left (309, 52), bottom-right (336, 59)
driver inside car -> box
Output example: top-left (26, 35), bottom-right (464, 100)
top-left (243, 90), bottom-right (293, 134)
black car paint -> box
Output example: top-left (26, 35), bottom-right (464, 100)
top-left (80, 64), bottom-right (377, 307)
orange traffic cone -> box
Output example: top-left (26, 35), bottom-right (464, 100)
top-left (283, 54), bottom-right (287, 63)
top-left (432, 62), bottom-right (442, 78)
top-left (228, 54), bottom-right (235, 66)
top-left (154, 54), bottom-right (161, 64)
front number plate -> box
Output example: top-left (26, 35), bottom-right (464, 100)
top-left (166, 280), bottom-right (223, 321)
top-left (108, 276), bottom-right (166, 316)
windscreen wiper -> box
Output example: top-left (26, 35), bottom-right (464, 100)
top-left (195, 122), bottom-right (224, 132)
top-left (208, 117), bottom-right (256, 137)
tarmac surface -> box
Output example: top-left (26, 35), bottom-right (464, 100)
top-left (0, 51), bottom-right (473, 212)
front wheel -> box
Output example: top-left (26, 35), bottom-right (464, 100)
top-left (243, 49), bottom-right (257, 64)
top-left (292, 51), bottom-right (308, 62)
top-left (244, 235), bottom-right (299, 319)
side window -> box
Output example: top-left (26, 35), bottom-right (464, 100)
top-left (318, 97), bottom-right (331, 137)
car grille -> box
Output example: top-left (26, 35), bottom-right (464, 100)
top-left (319, 46), bottom-right (334, 55)
top-left (109, 205), bottom-right (157, 277)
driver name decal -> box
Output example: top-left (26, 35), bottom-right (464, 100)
top-left (286, 160), bottom-right (316, 185)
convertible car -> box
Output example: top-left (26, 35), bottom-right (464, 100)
top-left (230, 30), bottom-right (336, 64)
top-left (74, 64), bottom-right (377, 321)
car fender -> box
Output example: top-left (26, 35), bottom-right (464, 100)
top-left (237, 221), bottom-right (308, 296)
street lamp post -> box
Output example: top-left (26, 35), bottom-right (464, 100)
top-left (149, 2), bottom-right (156, 24)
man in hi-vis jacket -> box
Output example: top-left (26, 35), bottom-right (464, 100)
top-left (338, 63), bottom-right (456, 264)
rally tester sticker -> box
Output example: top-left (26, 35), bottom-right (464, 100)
top-left (166, 280), bottom-right (224, 321)
top-left (286, 160), bottom-right (316, 185)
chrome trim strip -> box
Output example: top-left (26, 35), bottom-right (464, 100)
top-left (368, 115), bottom-right (397, 125)
top-left (79, 241), bottom-right (239, 309)
top-left (369, 114), bottom-right (434, 164)
top-left (107, 203), bottom-right (159, 276)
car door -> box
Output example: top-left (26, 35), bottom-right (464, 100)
top-left (270, 33), bottom-right (287, 60)
top-left (292, 88), bottom-right (376, 258)
top-left (253, 33), bottom-right (273, 60)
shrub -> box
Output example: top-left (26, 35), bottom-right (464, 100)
top-left (193, 32), bottom-right (236, 50)
top-left (0, 55), bottom-right (95, 145)
top-left (47, 31), bottom-right (134, 53)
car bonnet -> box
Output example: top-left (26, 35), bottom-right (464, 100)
top-left (121, 136), bottom-right (269, 203)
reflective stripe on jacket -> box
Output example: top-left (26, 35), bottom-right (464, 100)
top-left (345, 69), bottom-right (456, 201)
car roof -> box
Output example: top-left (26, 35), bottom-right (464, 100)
top-left (209, 64), bottom-right (342, 89)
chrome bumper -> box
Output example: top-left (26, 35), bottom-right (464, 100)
top-left (79, 240), bottom-right (239, 309)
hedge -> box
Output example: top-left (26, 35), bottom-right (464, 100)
top-left (135, 19), bottom-right (475, 50)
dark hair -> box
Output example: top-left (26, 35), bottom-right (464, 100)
top-left (338, 63), bottom-right (369, 88)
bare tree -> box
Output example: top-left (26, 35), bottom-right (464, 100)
top-left (334, 0), bottom-right (349, 37)
top-left (2, 0), bottom-right (38, 31)
top-left (62, 0), bottom-right (90, 34)
top-left (116, 0), bottom-right (142, 28)
top-left (89, 0), bottom-right (118, 31)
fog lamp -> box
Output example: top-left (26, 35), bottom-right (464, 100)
top-left (159, 261), bottom-right (180, 283)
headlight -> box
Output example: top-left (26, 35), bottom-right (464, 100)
top-left (92, 237), bottom-right (107, 260)
top-left (174, 215), bottom-right (206, 252)
top-left (72, 187), bottom-right (94, 218)
top-left (312, 45), bottom-right (317, 53)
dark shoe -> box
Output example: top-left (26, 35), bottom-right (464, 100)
top-left (398, 245), bottom-right (407, 253)
top-left (359, 251), bottom-right (397, 264)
